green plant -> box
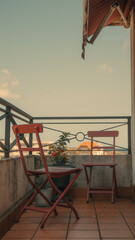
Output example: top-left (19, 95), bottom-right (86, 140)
top-left (48, 132), bottom-right (70, 166)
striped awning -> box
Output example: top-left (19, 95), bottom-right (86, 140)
top-left (82, 0), bottom-right (133, 59)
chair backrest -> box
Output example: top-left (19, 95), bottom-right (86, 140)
top-left (87, 131), bottom-right (119, 163)
top-left (12, 124), bottom-right (49, 175)
top-left (12, 123), bottom-right (43, 134)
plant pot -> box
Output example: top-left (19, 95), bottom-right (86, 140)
top-left (51, 165), bottom-right (74, 203)
top-left (52, 175), bottom-right (70, 191)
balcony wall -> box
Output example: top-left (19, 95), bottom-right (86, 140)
top-left (68, 154), bottom-right (132, 190)
top-left (0, 156), bottom-right (34, 217)
top-left (0, 154), bottom-right (132, 219)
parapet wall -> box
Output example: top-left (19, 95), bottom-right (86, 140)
top-left (68, 154), bottom-right (132, 189)
top-left (0, 156), bottom-right (34, 217)
top-left (0, 154), bottom-right (132, 218)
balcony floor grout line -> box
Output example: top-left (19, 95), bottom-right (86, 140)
top-left (115, 202), bottom-right (135, 239)
top-left (93, 196), bottom-right (102, 240)
top-left (65, 207), bottom-right (73, 240)
top-left (31, 213), bottom-right (46, 240)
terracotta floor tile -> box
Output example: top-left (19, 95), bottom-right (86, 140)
top-left (71, 211), bottom-right (95, 218)
top-left (70, 217), bottom-right (97, 224)
top-left (122, 212), bottom-right (135, 217)
top-left (42, 223), bottom-right (68, 230)
top-left (69, 223), bottom-right (98, 230)
top-left (67, 230), bottom-right (99, 239)
top-left (96, 207), bottom-right (119, 211)
top-left (21, 211), bottom-right (45, 218)
top-left (120, 205), bottom-right (135, 210)
top-left (98, 217), bottom-right (124, 223)
top-left (97, 212), bottom-right (121, 217)
top-left (74, 206), bottom-right (95, 211)
top-left (56, 212), bottom-right (70, 218)
top-left (2, 238), bottom-right (30, 240)
top-left (2, 197), bottom-right (135, 240)
top-left (56, 209), bottom-right (70, 214)
top-left (128, 223), bottom-right (135, 236)
top-left (46, 216), bottom-right (69, 224)
top-left (117, 199), bottom-right (134, 205)
top-left (33, 229), bottom-right (67, 239)
top-left (73, 198), bottom-right (87, 202)
top-left (94, 200), bottom-right (115, 205)
top-left (11, 223), bottom-right (39, 231)
top-left (99, 223), bottom-right (129, 230)
top-left (95, 203), bottom-right (117, 207)
top-left (2, 230), bottom-right (34, 239)
top-left (100, 229), bottom-right (134, 238)
top-left (125, 217), bottom-right (135, 223)
top-left (19, 217), bottom-right (42, 224)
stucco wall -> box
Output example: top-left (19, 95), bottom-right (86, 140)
top-left (0, 154), bottom-right (132, 218)
top-left (68, 154), bottom-right (132, 188)
top-left (0, 156), bottom-right (34, 217)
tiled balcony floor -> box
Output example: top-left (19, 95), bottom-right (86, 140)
top-left (2, 196), bottom-right (135, 240)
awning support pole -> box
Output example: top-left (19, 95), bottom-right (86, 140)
top-left (131, 0), bottom-right (135, 200)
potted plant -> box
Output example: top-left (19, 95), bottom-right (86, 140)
top-left (48, 132), bottom-right (71, 167)
top-left (48, 132), bottom-right (72, 202)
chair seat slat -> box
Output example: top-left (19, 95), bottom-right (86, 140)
top-left (21, 147), bottom-right (40, 151)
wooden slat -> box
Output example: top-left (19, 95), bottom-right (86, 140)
top-left (87, 131), bottom-right (119, 137)
top-left (21, 147), bottom-right (40, 151)
top-left (12, 123), bottom-right (43, 134)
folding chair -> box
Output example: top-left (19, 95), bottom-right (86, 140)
top-left (12, 124), bottom-right (82, 228)
top-left (82, 131), bottom-right (119, 203)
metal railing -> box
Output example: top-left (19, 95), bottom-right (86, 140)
top-left (0, 98), bottom-right (131, 158)
top-left (33, 116), bottom-right (131, 154)
top-left (0, 98), bottom-right (33, 158)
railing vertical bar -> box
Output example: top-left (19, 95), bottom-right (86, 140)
top-left (5, 106), bottom-right (11, 158)
top-left (128, 117), bottom-right (131, 154)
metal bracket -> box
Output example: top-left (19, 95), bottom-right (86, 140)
top-left (88, 2), bottom-right (129, 45)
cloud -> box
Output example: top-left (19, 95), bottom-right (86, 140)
top-left (121, 40), bottom-right (129, 52)
top-left (11, 80), bottom-right (19, 87)
top-left (99, 64), bottom-right (113, 73)
top-left (0, 88), bottom-right (20, 99)
top-left (2, 69), bottom-right (10, 75)
top-left (0, 69), bottom-right (20, 99)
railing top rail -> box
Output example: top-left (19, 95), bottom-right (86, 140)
top-left (33, 116), bottom-right (131, 120)
top-left (0, 98), bottom-right (32, 120)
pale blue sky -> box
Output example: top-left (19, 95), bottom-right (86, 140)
top-left (0, 0), bottom-right (131, 118)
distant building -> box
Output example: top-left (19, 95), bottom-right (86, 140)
top-left (76, 141), bottom-right (103, 155)
top-left (0, 138), bottom-right (53, 159)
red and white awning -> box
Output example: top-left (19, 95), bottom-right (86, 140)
top-left (82, 0), bottom-right (133, 58)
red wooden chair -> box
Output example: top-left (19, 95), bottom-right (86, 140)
top-left (82, 131), bottom-right (119, 203)
top-left (12, 124), bottom-right (82, 228)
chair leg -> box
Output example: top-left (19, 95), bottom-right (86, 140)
top-left (84, 166), bottom-right (90, 203)
top-left (86, 167), bottom-right (92, 203)
top-left (41, 171), bottom-right (81, 228)
top-left (84, 166), bottom-right (92, 203)
top-left (111, 167), bottom-right (116, 203)
top-left (28, 176), bottom-right (57, 211)
top-left (17, 176), bottom-right (58, 222)
top-left (84, 166), bottom-right (89, 184)
top-left (17, 189), bottom-right (40, 221)
top-left (53, 172), bottom-right (80, 219)
top-left (114, 167), bottom-right (118, 198)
